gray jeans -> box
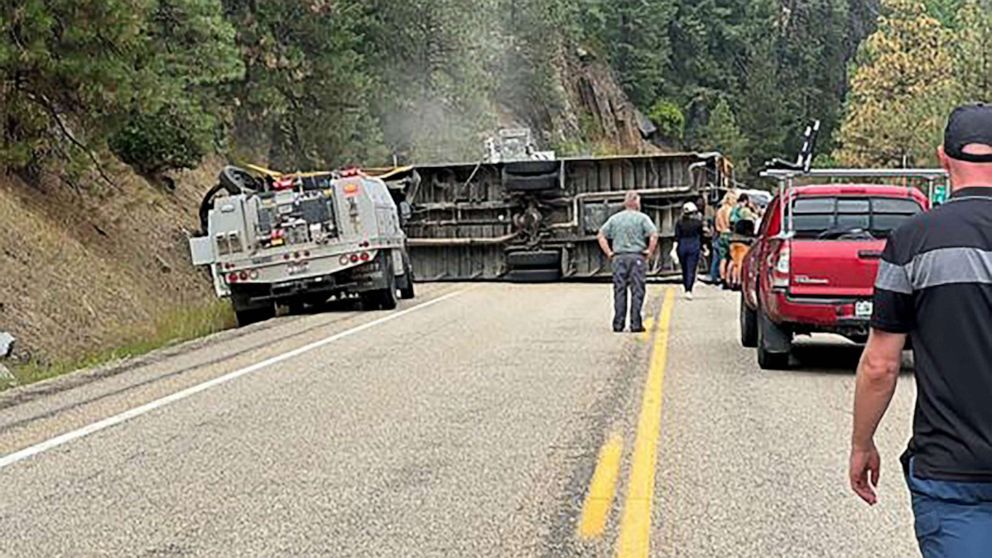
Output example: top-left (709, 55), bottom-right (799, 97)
top-left (612, 253), bottom-right (647, 330)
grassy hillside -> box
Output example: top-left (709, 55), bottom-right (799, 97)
top-left (0, 160), bottom-right (233, 378)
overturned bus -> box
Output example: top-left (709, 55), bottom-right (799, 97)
top-left (377, 152), bottom-right (733, 282)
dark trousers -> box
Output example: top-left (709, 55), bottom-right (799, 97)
top-left (612, 254), bottom-right (647, 331)
top-left (678, 244), bottom-right (701, 293)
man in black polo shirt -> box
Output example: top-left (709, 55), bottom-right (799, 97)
top-left (849, 103), bottom-right (992, 557)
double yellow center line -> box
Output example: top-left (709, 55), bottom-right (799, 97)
top-left (577, 288), bottom-right (677, 557)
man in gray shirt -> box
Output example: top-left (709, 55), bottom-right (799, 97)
top-left (597, 191), bottom-right (659, 332)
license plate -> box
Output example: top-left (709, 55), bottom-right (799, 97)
top-left (287, 262), bottom-right (309, 276)
top-left (855, 300), bottom-right (873, 319)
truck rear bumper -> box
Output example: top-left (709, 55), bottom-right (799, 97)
top-left (231, 275), bottom-right (348, 305)
top-left (230, 259), bottom-right (392, 306)
top-left (766, 292), bottom-right (871, 339)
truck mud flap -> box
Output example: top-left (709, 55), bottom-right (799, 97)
top-left (758, 310), bottom-right (792, 353)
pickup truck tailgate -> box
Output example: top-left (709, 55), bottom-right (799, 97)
top-left (788, 239), bottom-right (884, 298)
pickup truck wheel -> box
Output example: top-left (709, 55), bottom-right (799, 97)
top-left (757, 309), bottom-right (792, 370)
top-left (740, 296), bottom-right (758, 348)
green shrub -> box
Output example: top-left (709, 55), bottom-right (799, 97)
top-left (109, 108), bottom-right (210, 175)
top-left (648, 99), bottom-right (685, 141)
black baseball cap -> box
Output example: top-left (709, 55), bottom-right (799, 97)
top-left (944, 103), bottom-right (992, 163)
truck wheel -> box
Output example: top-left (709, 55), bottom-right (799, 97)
top-left (740, 295), bottom-right (758, 348)
top-left (504, 161), bottom-right (560, 175)
top-left (219, 165), bottom-right (260, 194)
top-left (363, 253), bottom-right (399, 310)
top-left (506, 269), bottom-right (561, 283)
top-left (757, 309), bottom-right (791, 370)
top-left (234, 304), bottom-right (276, 327)
top-left (398, 256), bottom-right (416, 300)
top-left (502, 161), bottom-right (561, 192)
top-left (378, 270), bottom-right (399, 310)
top-left (503, 172), bottom-right (560, 192)
top-left (399, 274), bottom-right (416, 300)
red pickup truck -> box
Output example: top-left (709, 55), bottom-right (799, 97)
top-left (740, 184), bottom-right (930, 369)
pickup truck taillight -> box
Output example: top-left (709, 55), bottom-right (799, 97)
top-left (771, 246), bottom-right (790, 290)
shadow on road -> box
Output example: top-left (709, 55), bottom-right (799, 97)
top-left (285, 297), bottom-right (363, 316)
top-left (789, 337), bottom-right (914, 376)
top-left (791, 340), bottom-right (863, 374)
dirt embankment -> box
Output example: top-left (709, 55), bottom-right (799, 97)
top-left (0, 160), bottom-right (224, 364)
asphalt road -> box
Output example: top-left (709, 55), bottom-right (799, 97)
top-left (0, 283), bottom-right (919, 557)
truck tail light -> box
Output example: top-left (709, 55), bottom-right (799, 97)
top-left (350, 254), bottom-right (359, 263)
top-left (239, 271), bottom-right (248, 281)
top-left (772, 246), bottom-right (790, 290)
top-left (339, 255), bottom-right (350, 265)
top-left (227, 272), bottom-right (239, 284)
top-left (360, 252), bottom-right (370, 262)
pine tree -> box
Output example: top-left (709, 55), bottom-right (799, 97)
top-left (834, 0), bottom-right (956, 167)
top-left (221, 0), bottom-right (387, 169)
top-left (571, 0), bottom-right (677, 109)
top-left (953, 0), bottom-right (992, 102)
top-left (777, 0), bottom-right (852, 156)
top-left (497, 0), bottom-right (576, 140)
top-left (0, 0), bottom-right (159, 168)
top-left (737, 30), bottom-right (789, 172)
top-left (601, 0), bottom-right (676, 109)
top-left (696, 98), bottom-right (749, 174)
top-left (112, 0), bottom-right (243, 175)
top-left (0, 0), bottom-right (242, 175)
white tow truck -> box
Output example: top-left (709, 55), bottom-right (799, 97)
top-left (189, 165), bottom-right (415, 326)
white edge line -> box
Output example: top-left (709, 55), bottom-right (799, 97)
top-left (0, 289), bottom-right (467, 470)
